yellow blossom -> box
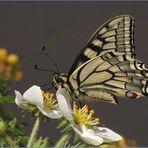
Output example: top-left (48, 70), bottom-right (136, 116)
top-left (13, 71), bottom-right (23, 81)
top-left (0, 61), bottom-right (5, 70)
top-left (0, 48), bottom-right (8, 61)
top-left (0, 48), bottom-right (22, 81)
top-left (3, 66), bottom-right (12, 78)
top-left (116, 137), bottom-right (137, 147)
top-left (100, 137), bottom-right (137, 148)
top-left (6, 54), bottom-right (19, 65)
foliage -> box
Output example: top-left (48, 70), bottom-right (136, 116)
top-left (32, 137), bottom-right (49, 148)
top-left (0, 48), bottom-right (25, 147)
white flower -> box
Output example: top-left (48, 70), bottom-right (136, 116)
top-left (56, 88), bottom-right (122, 146)
top-left (15, 85), bottom-right (63, 119)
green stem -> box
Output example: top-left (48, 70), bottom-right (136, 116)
top-left (0, 104), bottom-right (4, 117)
top-left (55, 133), bottom-right (70, 148)
top-left (27, 114), bottom-right (41, 148)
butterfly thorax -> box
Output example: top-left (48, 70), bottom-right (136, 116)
top-left (53, 73), bottom-right (70, 91)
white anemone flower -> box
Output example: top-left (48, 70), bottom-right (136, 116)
top-left (56, 88), bottom-right (122, 146)
top-left (15, 85), bottom-right (63, 119)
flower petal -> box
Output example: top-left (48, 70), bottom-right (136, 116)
top-left (15, 90), bottom-right (24, 105)
top-left (96, 127), bottom-right (122, 143)
top-left (73, 124), bottom-right (103, 146)
top-left (37, 106), bottom-right (63, 119)
top-left (23, 85), bottom-right (44, 108)
top-left (15, 90), bottom-right (29, 109)
top-left (56, 88), bottom-right (73, 122)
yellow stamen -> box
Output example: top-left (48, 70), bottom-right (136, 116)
top-left (72, 102), bottom-right (100, 126)
top-left (42, 91), bottom-right (57, 109)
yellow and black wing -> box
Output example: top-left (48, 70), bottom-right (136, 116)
top-left (68, 15), bottom-right (135, 77)
top-left (69, 51), bottom-right (148, 104)
top-left (67, 15), bottom-right (148, 104)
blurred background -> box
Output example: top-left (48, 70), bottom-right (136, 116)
top-left (0, 1), bottom-right (148, 146)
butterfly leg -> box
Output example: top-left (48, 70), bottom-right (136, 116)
top-left (73, 89), bottom-right (84, 107)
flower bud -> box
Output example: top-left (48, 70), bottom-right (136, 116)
top-left (13, 71), bottom-right (23, 81)
top-left (6, 54), bottom-right (19, 65)
top-left (3, 66), bottom-right (12, 78)
top-left (0, 48), bottom-right (8, 61)
top-left (0, 119), bottom-right (6, 135)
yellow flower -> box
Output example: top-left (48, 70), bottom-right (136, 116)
top-left (0, 48), bottom-right (22, 80)
top-left (72, 101), bottom-right (100, 126)
top-left (100, 136), bottom-right (137, 148)
top-left (2, 66), bottom-right (12, 78)
top-left (0, 61), bottom-right (5, 70)
top-left (115, 137), bottom-right (137, 147)
top-left (6, 54), bottom-right (19, 65)
top-left (13, 71), bottom-right (23, 81)
top-left (0, 48), bottom-right (8, 61)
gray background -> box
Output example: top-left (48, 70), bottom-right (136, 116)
top-left (0, 1), bottom-right (148, 146)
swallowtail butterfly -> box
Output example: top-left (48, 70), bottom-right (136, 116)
top-left (52, 15), bottom-right (148, 104)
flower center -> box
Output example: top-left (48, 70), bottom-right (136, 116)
top-left (42, 92), bottom-right (57, 109)
top-left (72, 102), bottom-right (100, 126)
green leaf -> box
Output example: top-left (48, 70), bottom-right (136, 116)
top-left (0, 76), bottom-right (11, 96)
top-left (73, 133), bottom-right (80, 143)
top-left (57, 119), bottom-right (68, 129)
top-left (78, 143), bottom-right (87, 148)
top-left (8, 118), bottom-right (17, 127)
top-left (8, 127), bottom-right (24, 137)
top-left (32, 137), bottom-right (48, 148)
top-left (18, 136), bottom-right (29, 147)
top-left (3, 95), bottom-right (15, 103)
top-left (5, 135), bottom-right (19, 148)
top-left (0, 137), bottom-right (5, 147)
top-left (0, 96), bottom-right (4, 103)
top-left (8, 118), bottom-right (24, 136)
top-left (61, 124), bottom-right (72, 133)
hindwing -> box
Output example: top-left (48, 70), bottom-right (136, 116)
top-left (68, 52), bottom-right (148, 104)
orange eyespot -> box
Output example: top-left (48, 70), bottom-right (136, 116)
top-left (127, 91), bottom-right (137, 99)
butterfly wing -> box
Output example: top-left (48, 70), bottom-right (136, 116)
top-left (68, 15), bottom-right (135, 77)
top-left (68, 52), bottom-right (148, 104)
top-left (66, 15), bottom-right (148, 104)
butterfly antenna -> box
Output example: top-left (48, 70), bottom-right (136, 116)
top-left (34, 65), bottom-right (56, 74)
top-left (42, 46), bottom-right (60, 74)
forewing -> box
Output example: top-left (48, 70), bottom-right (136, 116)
top-left (68, 15), bottom-right (135, 76)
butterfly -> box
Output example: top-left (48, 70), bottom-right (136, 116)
top-left (52, 15), bottom-right (148, 104)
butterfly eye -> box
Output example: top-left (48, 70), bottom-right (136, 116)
top-left (55, 75), bottom-right (61, 83)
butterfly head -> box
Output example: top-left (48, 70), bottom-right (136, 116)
top-left (53, 73), bottom-right (67, 89)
